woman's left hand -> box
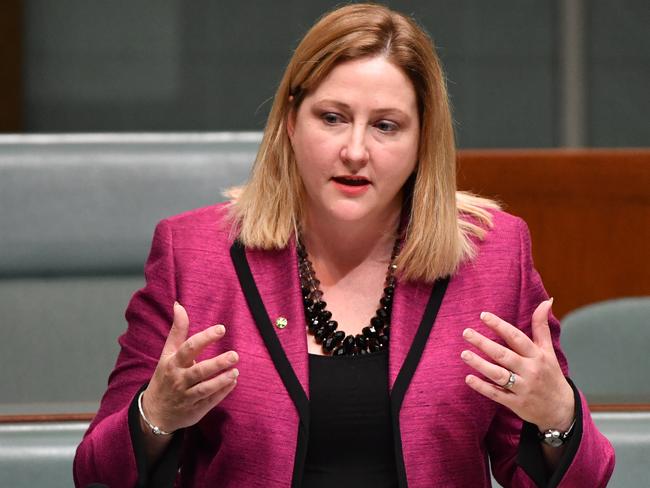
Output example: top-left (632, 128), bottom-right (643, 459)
top-left (461, 298), bottom-right (575, 432)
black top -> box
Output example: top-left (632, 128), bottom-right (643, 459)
top-left (302, 350), bottom-right (398, 488)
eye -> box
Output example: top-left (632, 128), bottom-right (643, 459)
top-left (375, 120), bottom-right (399, 133)
top-left (321, 112), bottom-right (343, 125)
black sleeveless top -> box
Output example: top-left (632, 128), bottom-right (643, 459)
top-left (302, 350), bottom-right (398, 487)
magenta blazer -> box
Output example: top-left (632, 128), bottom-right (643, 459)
top-left (74, 203), bottom-right (614, 487)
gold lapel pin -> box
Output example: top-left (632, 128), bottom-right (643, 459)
top-left (275, 317), bottom-right (288, 329)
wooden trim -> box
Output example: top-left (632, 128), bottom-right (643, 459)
top-left (589, 403), bottom-right (650, 412)
top-left (0, 0), bottom-right (22, 131)
top-left (457, 148), bottom-right (650, 319)
top-left (0, 412), bottom-right (95, 423)
top-left (458, 148), bottom-right (650, 157)
top-left (1, 403), bottom-right (649, 423)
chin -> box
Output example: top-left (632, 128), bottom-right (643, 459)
top-left (325, 202), bottom-right (377, 223)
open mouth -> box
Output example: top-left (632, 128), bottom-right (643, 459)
top-left (332, 176), bottom-right (370, 186)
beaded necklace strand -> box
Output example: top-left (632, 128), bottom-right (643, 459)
top-left (297, 239), bottom-right (400, 356)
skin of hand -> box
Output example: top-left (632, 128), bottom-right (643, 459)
top-left (141, 302), bottom-right (240, 434)
top-left (460, 298), bottom-right (575, 432)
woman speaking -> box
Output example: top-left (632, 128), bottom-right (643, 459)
top-left (74, 4), bottom-right (614, 487)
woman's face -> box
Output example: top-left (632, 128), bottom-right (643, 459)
top-left (288, 56), bottom-right (420, 227)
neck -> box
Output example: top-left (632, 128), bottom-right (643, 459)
top-left (300, 206), bottom-right (402, 277)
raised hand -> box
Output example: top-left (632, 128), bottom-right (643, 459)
top-left (461, 298), bottom-right (574, 432)
top-left (141, 302), bottom-right (239, 435)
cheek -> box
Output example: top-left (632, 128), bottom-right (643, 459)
top-left (382, 143), bottom-right (418, 179)
top-left (293, 130), bottom-right (339, 172)
top-left (293, 141), bottom-right (329, 186)
top-left (307, 131), bottom-right (336, 155)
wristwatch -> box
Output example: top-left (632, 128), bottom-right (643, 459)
top-left (538, 417), bottom-right (576, 447)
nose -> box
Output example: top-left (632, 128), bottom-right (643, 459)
top-left (340, 125), bottom-right (369, 169)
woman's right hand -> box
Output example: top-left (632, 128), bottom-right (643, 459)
top-left (141, 302), bottom-right (239, 435)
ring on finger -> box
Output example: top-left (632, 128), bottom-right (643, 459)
top-left (500, 370), bottom-right (516, 389)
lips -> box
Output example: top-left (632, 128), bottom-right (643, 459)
top-left (331, 176), bottom-right (370, 186)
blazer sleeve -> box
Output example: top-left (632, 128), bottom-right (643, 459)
top-left (486, 218), bottom-right (615, 488)
top-left (73, 219), bottom-right (180, 488)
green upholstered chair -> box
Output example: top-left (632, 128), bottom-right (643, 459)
top-left (561, 297), bottom-right (650, 404)
top-left (0, 133), bottom-right (260, 487)
top-left (0, 133), bottom-right (259, 415)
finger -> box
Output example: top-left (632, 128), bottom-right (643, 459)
top-left (174, 324), bottom-right (226, 368)
top-left (195, 379), bottom-right (238, 410)
top-left (479, 311), bottom-right (537, 358)
top-left (161, 302), bottom-right (190, 358)
top-left (465, 374), bottom-right (514, 407)
top-left (531, 298), bottom-right (554, 350)
top-left (461, 350), bottom-right (517, 389)
top-left (184, 350), bottom-right (239, 386)
top-left (187, 368), bottom-right (239, 402)
top-left (462, 327), bottom-right (523, 371)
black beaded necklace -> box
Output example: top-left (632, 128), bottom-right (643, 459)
top-left (297, 239), bottom-right (400, 356)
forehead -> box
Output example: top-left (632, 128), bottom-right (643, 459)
top-left (305, 56), bottom-right (417, 111)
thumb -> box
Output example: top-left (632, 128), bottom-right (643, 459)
top-left (161, 301), bottom-right (190, 357)
top-left (531, 297), bottom-right (554, 350)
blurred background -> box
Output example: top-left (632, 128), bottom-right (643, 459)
top-left (2, 0), bottom-right (648, 146)
top-left (0, 1), bottom-right (649, 487)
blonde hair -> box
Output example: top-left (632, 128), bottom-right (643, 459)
top-left (228, 3), bottom-right (498, 282)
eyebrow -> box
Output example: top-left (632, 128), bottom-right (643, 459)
top-left (313, 98), bottom-right (412, 118)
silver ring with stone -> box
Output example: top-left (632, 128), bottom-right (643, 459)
top-left (501, 370), bottom-right (516, 389)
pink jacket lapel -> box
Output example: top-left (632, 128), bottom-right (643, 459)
top-left (242, 242), bottom-right (310, 396)
top-left (388, 279), bottom-right (436, 391)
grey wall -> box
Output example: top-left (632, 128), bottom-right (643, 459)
top-left (588, 0), bottom-right (649, 147)
top-left (23, 0), bottom-right (649, 147)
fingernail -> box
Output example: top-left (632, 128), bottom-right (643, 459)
top-left (548, 297), bottom-right (554, 306)
top-left (461, 350), bottom-right (471, 361)
top-left (230, 368), bottom-right (239, 379)
top-left (173, 301), bottom-right (180, 310)
top-left (463, 328), bottom-right (473, 338)
top-left (228, 351), bottom-right (238, 363)
top-left (215, 324), bottom-right (225, 335)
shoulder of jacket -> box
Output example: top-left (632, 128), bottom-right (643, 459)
top-left (466, 208), bottom-right (530, 262)
top-left (157, 202), bottom-right (233, 244)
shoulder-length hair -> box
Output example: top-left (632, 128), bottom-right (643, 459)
top-left (228, 3), bottom-right (497, 282)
